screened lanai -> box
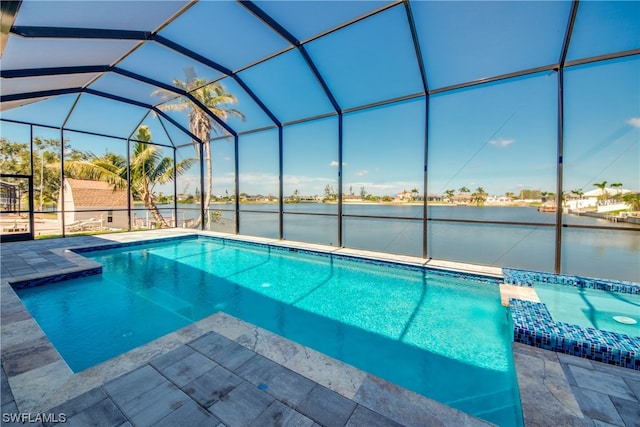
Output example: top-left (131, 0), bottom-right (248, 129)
top-left (1, 0), bottom-right (639, 282)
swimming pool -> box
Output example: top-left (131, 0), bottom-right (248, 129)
top-left (16, 236), bottom-right (523, 426)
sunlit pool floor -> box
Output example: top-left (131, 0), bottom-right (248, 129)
top-left (1, 230), bottom-right (639, 426)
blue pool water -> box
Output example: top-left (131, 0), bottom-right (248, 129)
top-left (17, 237), bottom-right (523, 426)
top-left (534, 282), bottom-right (640, 337)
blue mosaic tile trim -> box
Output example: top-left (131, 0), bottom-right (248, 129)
top-left (11, 267), bottom-right (102, 290)
top-left (72, 234), bottom-right (197, 254)
top-left (503, 268), bottom-right (639, 295)
top-left (198, 236), bottom-right (335, 260)
top-left (197, 236), bottom-right (501, 285)
top-left (510, 299), bottom-right (640, 370)
top-left (332, 253), bottom-right (424, 273)
top-left (423, 267), bottom-right (501, 285)
top-left (200, 236), bottom-right (331, 258)
top-left (199, 235), bottom-right (421, 269)
top-left (200, 236), bottom-right (267, 250)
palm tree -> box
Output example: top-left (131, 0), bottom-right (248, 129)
top-left (593, 181), bottom-right (608, 200)
top-left (65, 126), bottom-right (193, 228)
top-left (471, 187), bottom-right (488, 206)
top-left (571, 189), bottom-right (584, 199)
top-left (610, 182), bottom-right (623, 199)
top-left (411, 187), bottom-right (420, 201)
top-left (445, 189), bottom-right (456, 203)
top-left (458, 186), bottom-right (470, 194)
top-left (154, 67), bottom-right (244, 228)
top-left (622, 192), bottom-right (640, 211)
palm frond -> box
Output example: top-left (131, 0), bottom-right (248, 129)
top-left (149, 156), bottom-right (174, 186)
top-left (64, 160), bottom-right (127, 189)
top-left (157, 101), bottom-right (189, 113)
top-left (151, 87), bottom-right (176, 99)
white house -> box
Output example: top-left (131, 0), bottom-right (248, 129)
top-left (565, 187), bottom-right (631, 212)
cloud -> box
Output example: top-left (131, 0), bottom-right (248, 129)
top-left (344, 181), bottom-right (412, 194)
top-left (353, 170), bottom-right (368, 177)
top-left (488, 138), bottom-right (515, 147)
top-left (627, 117), bottom-right (640, 128)
top-left (238, 172), bottom-right (279, 185)
top-left (329, 160), bottom-right (347, 167)
top-left (283, 175), bottom-right (334, 186)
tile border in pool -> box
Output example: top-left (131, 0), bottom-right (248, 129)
top-left (70, 233), bottom-right (196, 254)
top-left (503, 267), bottom-right (640, 294)
top-left (510, 299), bottom-right (640, 370)
top-left (199, 235), bottom-right (504, 285)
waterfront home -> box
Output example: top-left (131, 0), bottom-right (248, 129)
top-left (453, 193), bottom-right (472, 205)
top-left (393, 190), bottom-right (413, 202)
top-left (565, 188), bottom-right (632, 212)
top-left (486, 195), bottom-right (514, 205)
top-left (343, 194), bottom-right (363, 202)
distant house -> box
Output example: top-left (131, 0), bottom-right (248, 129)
top-left (485, 195), bottom-right (512, 205)
top-left (58, 178), bottom-right (131, 231)
top-left (393, 190), bottom-right (413, 202)
top-left (343, 194), bottom-right (363, 202)
top-left (565, 188), bottom-right (631, 212)
top-left (582, 187), bottom-right (630, 200)
top-left (453, 193), bottom-right (472, 205)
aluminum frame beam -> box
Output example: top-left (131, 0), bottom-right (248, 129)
top-left (7, 25), bottom-right (280, 131)
top-left (239, 0), bottom-right (344, 243)
top-left (553, 0), bottom-right (580, 273)
top-left (1, 66), bottom-right (236, 139)
top-left (11, 26), bottom-right (151, 40)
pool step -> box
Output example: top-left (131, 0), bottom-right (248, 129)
top-left (137, 287), bottom-right (193, 319)
top-left (499, 284), bottom-right (540, 306)
top-left (474, 402), bottom-right (523, 426)
top-left (446, 387), bottom-right (519, 421)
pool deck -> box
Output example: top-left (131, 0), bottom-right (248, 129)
top-left (1, 229), bottom-right (639, 426)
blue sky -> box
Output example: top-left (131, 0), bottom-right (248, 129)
top-left (1, 0), bottom-right (638, 198)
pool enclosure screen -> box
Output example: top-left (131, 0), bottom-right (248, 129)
top-left (1, 0), bottom-right (639, 282)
